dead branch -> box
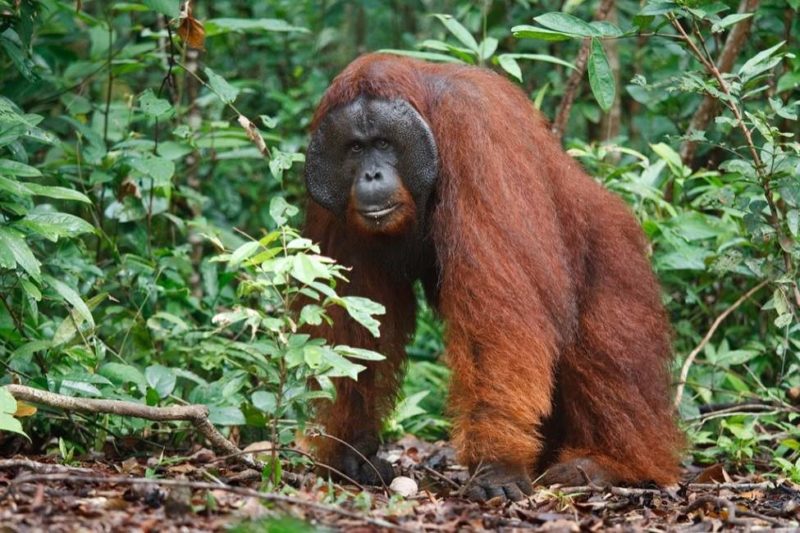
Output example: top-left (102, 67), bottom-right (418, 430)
top-left (551, 0), bottom-right (616, 139)
top-left (679, 0), bottom-right (761, 165)
top-left (557, 484), bottom-right (663, 497)
top-left (4, 384), bottom-right (261, 471)
top-left (673, 280), bottom-right (768, 410)
top-left (9, 473), bottom-right (414, 532)
top-left (687, 481), bottom-right (777, 491)
top-left (687, 403), bottom-right (798, 423)
top-left (0, 459), bottom-right (93, 474)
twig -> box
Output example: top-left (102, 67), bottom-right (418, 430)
top-left (219, 445), bottom-right (368, 492)
top-left (102, 18), bottom-right (113, 145)
top-left (698, 399), bottom-right (783, 414)
top-left (0, 459), bottom-right (93, 474)
top-left (4, 385), bottom-right (261, 471)
top-left (310, 430), bottom-right (390, 493)
top-left (0, 293), bottom-right (24, 335)
top-left (684, 495), bottom-right (749, 526)
top-left (679, 0), bottom-right (760, 165)
top-left (8, 473), bottom-right (413, 532)
top-left (421, 465), bottom-right (461, 490)
top-left (739, 509), bottom-right (793, 527)
top-left (557, 484), bottom-right (663, 497)
top-left (687, 481), bottom-right (777, 491)
top-left (455, 459), bottom-right (485, 498)
top-left (557, 464), bottom-right (664, 499)
top-left (673, 279), bottom-right (768, 409)
top-left (687, 403), bottom-right (798, 423)
top-left (551, 0), bottom-right (616, 138)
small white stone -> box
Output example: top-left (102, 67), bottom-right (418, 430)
top-left (389, 476), bottom-right (418, 498)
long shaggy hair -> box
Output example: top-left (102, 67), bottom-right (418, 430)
top-left (304, 53), bottom-right (683, 484)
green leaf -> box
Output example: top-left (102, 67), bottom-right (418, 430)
top-left (0, 413), bottom-right (25, 436)
top-left (20, 278), bottom-right (41, 301)
top-left (497, 55), bottom-right (522, 81)
top-left (587, 39), bottom-right (615, 112)
top-left (145, 365), bottom-right (176, 398)
top-left (204, 18), bottom-right (309, 36)
top-left (0, 175), bottom-right (32, 196)
top-left (25, 183), bottom-right (92, 203)
top-left (299, 304), bottom-right (325, 326)
top-left (0, 237), bottom-right (14, 269)
top-left (712, 13), bottom-right (753, 33)
top-left (268, 150), bottom-right (304, 184)
top-left (715, 348), bottom-right (761, 367)
top-left (229, 241), bottom-right (261, 267)
top-left (0, 158), bottom-right (40, 177)
top-left (533, 12), bottom-right (600, 37)
top-left (290, 254), bottom-right (329, 285)
top-left (0, 35), bottom-right (34, 80)
top-left (130, 156), bottom-right (175, 185)
top-left (393, 391), bottom-right (429, 423)
top-left (304, 344), bottom-right (324, 367)
top-left (478, 37), bottom-right (498, 60)
top-left (52, 293), bottom-right (106, 346)
top-left (99, 363), bottom-right (147, 393)
top-left (775, 313), bottom-right (793, 328)
top-left (10, 340), bottom-right (50, 361)
top-left (432, 14), bottom-right (480, 52)
top-left (501, 53), bottom-right (576, 70)
top-left (321, 350), bottom-right (366, 380)
top-left (142, 0), bottom-right (179, 18)
top-left (657, 245), bottom-right (712, 270)
top-left (45, 275), bottom-right (94, 328)
top-left (738, 41), bottom-right (785, 82)
top-left (378, 49), bottom-right (466, 63)
top-left (252, 391), bottom-right (277, 414)
top-left (339, 296), bottom-right (384, 337)
top-left (335, 345), bottom-right (386, 361)
top-left (639, 1), bottom-right (678, 16)
top-left (59, 379), bottom-right (101, 397)
top-left (0, 227), bottom-right (41, 280)
top-left (420, 40), bottom-right (476, 63)
top-left (590, 20), bottom-right (624, 37)
top-left (269, 196), bottom-right (299, 226)
top-left (0, 387), bottom-right (17, 414)
top-left (511, 25), bottom-right (571, 42)
top-left (139, 89), bottom-right (174, 118)
top-left (17, 212), bottom-right (95, 241)
top-left (204, 67), bottom-right (239, 105)
top-left (652, 142), bottom-right (689, 177)
top-left (208, 406), bottom-right (245, 426)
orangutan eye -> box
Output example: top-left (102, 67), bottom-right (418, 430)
top-left (375, 138), bottom-right (389, 150)
top-left (351, 142), bottom-right (363, 153)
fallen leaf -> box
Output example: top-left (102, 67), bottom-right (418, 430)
top-left (693, 463), bottom-right (729, 484)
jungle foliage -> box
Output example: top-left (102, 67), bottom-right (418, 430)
top-left (0, 0), bottom-right (798, 479)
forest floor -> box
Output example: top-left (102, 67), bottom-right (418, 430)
top-left (1, 436), bottom-right (798, 532)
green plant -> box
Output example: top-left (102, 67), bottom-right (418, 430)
top-left (209, 197), bottom-right (386, 482)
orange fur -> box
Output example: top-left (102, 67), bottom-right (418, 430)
top-left (304, 54), bottom-right (683, 484)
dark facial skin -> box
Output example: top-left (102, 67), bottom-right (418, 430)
top-left (348, 137), bottom-right (403, 218)
top-left (305, 98), bottom-right (438, 235)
